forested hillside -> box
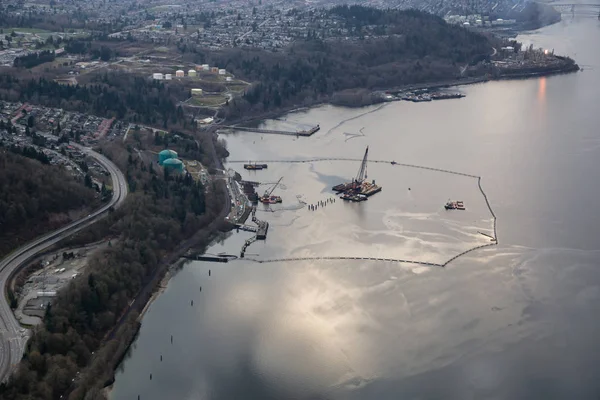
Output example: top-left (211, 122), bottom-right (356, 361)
top-left (192, 8), bottom-right (496, 115)
top-left (0, 139), bottom-right (229, 400)
top-left (0, 151), bottom-right (99, 258)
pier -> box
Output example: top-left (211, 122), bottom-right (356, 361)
top-left (182, 254), bottom-right (237, 263)
top-left (239, 207), bottom-right (269, 258)
top-left (219, 125), bottom-right (320, 137)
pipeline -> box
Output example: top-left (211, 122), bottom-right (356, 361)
top-left (229, 159), bottom-right (498, 268)
top-left (240, 256), bottom-right (444, 267)
top-left (477, 176), bottom-right (498, 243)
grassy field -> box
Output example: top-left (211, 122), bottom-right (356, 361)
top-left (1, 27), bottom-right (52, 34)
top-left (227, 82), bottom-right (249, 94)
top-left (188, 95), bottom-right (227, 107)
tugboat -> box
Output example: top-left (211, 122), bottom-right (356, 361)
top-left (260, 195), bottom-right (282, 204)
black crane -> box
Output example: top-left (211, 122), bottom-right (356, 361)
top-left (354, 146), bottom-right (369, 185)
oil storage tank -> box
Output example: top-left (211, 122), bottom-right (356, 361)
top-left (163, 158), bottom-right (184, 172)
top-left (158, 149), bottom-right (178, 165)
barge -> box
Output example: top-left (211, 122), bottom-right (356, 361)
top-left (244, 163), bottom-right (268, 170)
top-left (341, 193), bottom-right (367, 202)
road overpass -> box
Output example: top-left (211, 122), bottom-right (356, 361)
top-left (0, 145), bottom-right (128, 383)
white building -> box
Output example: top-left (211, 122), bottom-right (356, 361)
top-left (188, 69), bottom-right (197, 77)
top-left (198, 117), bottom-right (214, 124)
top-left (218, 69), bottom-right (226, 75)
top-left (165, 74), bottom-right (173, 80)
top-left (175, 70), bottom-right (185, 77)
top-left (191, 88), bottom-right (203, 96)
top-left (153, 73), bottom-right (164, 80)
top-left (201, 64), bottom-right (210, 71)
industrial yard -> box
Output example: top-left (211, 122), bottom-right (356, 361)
top-left (13, 241), bottom-right (112, 326)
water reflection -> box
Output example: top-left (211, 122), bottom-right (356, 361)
top-left (111, 18), bottom-right (600, 400)
top-left (538, 76), bottom-right (547, 103)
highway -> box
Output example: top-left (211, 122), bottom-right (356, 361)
top-left (0, 145), bottom-right (128, 383)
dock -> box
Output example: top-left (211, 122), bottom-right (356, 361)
top-left (236, 224), bottom-right (257, 233)
top-left (182, 254), bottom-right (236, 262)
top-left (220, 125), bottom-right (320, 137)
top-left (256, 221), bottom-right (269, 240)
top-left (239, 207), bottom-right (269, 258)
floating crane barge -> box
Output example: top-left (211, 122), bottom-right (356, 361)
top-left (259, 177), bottom-right (283, 204)
top-left (332, 147), bottom-right (382, 201)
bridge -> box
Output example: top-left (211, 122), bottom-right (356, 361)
top-left (548, 2), bottom-right (600, 15)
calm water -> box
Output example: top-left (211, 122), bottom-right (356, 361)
top-left (112, 17), bottom-right (600, 400)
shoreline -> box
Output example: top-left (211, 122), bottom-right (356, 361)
top-left (221, 63), bottom-right (579, 127)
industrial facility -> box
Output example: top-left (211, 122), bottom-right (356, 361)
top-left (152, 66), bottom-right (230, 82)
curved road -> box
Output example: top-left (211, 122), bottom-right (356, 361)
top-left (0, 145), bottom-right (128, 382)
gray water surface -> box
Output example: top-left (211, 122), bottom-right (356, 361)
top-left (111, 16), bottom-right (600, 400)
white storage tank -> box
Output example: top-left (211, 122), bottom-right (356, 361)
top-left (175, 70), bottom-right (185, 77)
top-left (218, 69), bottom-right (226, 75)
top-left (153, 73), bottom-right (164, 80)
top-left (188, 69), bottom-right (197, 77)
top-left (165, 74), bottom-right (173, 80)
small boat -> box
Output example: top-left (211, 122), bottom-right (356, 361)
top-left (445, 200), bottom-right (465, 210)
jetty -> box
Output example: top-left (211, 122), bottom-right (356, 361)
top-left (219, 125), bottom-right (320, 137)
